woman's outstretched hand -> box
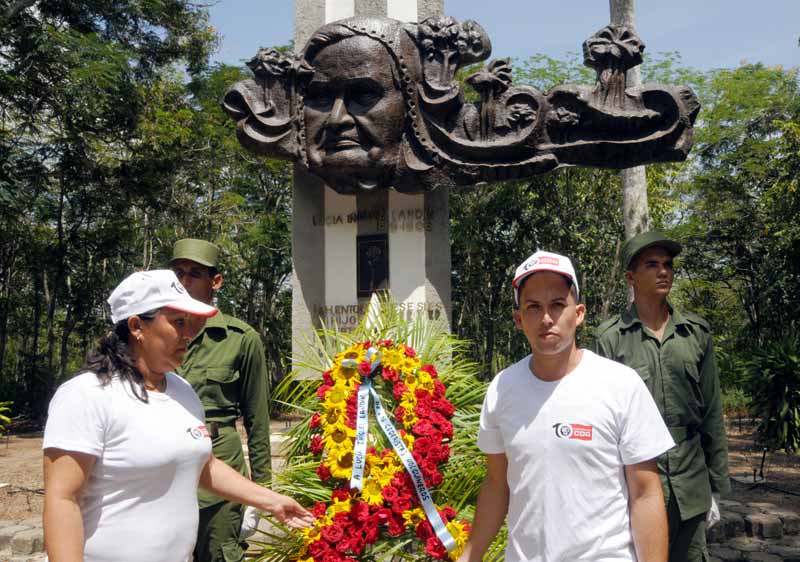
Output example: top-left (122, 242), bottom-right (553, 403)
top-left (268, 493), bottom-right (316, 529)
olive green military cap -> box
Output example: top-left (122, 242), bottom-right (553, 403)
top-left (621, 231), bottom-right (682, 270)
top-left (170, 239), bottom-right (220, 268)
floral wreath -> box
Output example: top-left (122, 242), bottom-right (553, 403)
top-left (298, 339), bottom-right (470, 562)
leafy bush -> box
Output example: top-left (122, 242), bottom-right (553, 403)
top-left (722, 387), bottom-right (749, 419)
top-left (746, 331), bottom-right (800, 452)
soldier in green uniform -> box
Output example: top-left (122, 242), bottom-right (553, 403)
top-left (595, 231), bottom-right (730, 562)
top-left (169, 239), bottom-right (271, 562)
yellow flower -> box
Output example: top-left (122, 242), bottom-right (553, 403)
top-left (402, 356), bottom-right (422, 372)
top-left (320, 403), bottom-right (347, 428)
top-left (331, 363), bottom-right (360, 386)
top-left (402, 507), bottom-right (427, 527)
top-left (326, 450), bottom-right (355, 480)
top-left (447, 520), bottom-right (470, 560)
top-left (334, 346), bottom-right (366, 365)
top-left (322, 383), bottom-right (351, 408)
top-left (361, 479), bottom-right (384, 505)
top-left (402, 371), bottom-right (418, 391)
top-left (301, 525), bottom-right (322, 545)
top-left (329, 497), bottom-right (351, 516)
top-left (322, 424), bottom-right (355, 453)
top-left (418, 371), bottom-right (435, 392)
top-left (402, 432), bottom-right (415, 450)
top-left (381, 347), bottom-right (404, 370)
top-left (370, 466), bottom-right (394, 488)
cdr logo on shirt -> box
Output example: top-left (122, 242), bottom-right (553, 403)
top-left (552, 422), bottom-right (593, 441)
top-left (187, 425), bottom-right (210, 440)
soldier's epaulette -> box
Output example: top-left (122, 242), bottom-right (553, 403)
top-left (684, 311), bottom-right (711, 332)
top-left (225, 316), bottom-right (256, 335)
top-left (595, 315), bottom-right (622, 337)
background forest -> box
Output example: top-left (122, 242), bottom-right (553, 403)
top-left (1, 2), bottom-right (798, 449)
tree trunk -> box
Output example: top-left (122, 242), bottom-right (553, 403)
top-left (610, 0), bottom-right (649, 303)
top-left (610, 0), bottom-right (650, 243)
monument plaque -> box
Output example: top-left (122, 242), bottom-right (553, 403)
top-left (357, 234), bottom-right (389, 298)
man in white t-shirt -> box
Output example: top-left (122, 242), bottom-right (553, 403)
top-left (456, 251), bottom-right (675, 562)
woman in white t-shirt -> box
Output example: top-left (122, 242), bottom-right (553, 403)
top-left (42, 270), bottom-right (313, 562)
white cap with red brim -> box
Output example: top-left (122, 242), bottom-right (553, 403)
top-left (512, 250), bottom-right (579, 305)
top-left (108, 269), bottom-right (218, 324)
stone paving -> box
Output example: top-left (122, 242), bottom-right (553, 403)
top-left (708, 499), bottom-right (800, 562)
top-left (0, 517), bottom-right (45, 562)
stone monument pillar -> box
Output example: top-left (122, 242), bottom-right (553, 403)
top-left (291, 0), bottom-right (449, 368)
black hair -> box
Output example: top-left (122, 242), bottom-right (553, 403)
top-left (81, 309), bottom-right (159, 403)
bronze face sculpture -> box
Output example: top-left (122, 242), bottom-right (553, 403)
top-left (223, 16), bottom-right (699, 194)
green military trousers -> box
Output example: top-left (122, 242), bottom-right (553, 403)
top-left (195, 427), bottom-right (249, 562)
top-left (667, 485), bottom-right (708, 562)
top-left (195, 501), bottom-right (246, 562)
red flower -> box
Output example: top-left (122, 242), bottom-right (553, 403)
top-left (415, 402), bottom-right (433, 419)
top-left (308, 540), bottom-right (331, 558)
top-left (433, 379), bottom-right (446, 398)
top-left (440, 420), bottom-right (454, 439)
top-left (310, 412), bottom-right (322, 429)
top-left (351, 501), bottom-right (371, 522)
top-left (420, 363), bottom-right (438, 378)
top-left (391, 497), bottom-right (412, 514)
top-left (433, 398), bottom-right (455, 417)
top-left (392, 382), bottom-right (409, 401)
top-left (323, 550), bottom-right (344, 562)
top-left (382, 367), bottom-right (399, 382)
top-left (415, 388), bottom-right (432, 402)
top-left (322, 524), bottom-right (345, 543)
top-left (382, 485), bottom-right (400, 502)
top-left (312, 502), bottom-right (327, 518)
top-left (332, 489), bottom-right (351, 502)
top-left (364, 524), bottom-right (380, 544)
top-left (310, 434), bottom-right (324, 454)
top-left (429, 411), bottom-right (449, 427)
top-left (430, 469), bottom-right (443, 486)
top-left (438, 505), bottom-right (456, 522)
top-left (372, 507), bottom-right (392, 525)
top-left (394, 406), bottom-right (406, 422)
top-left (345, 535), bottom-right (365, 554)
top-left (425, 536), bottom-right (448, 559)
top-left (358, 360), bottom-right (373, 376)
top-left (412, 419), bottom-right (435, 436)
top-left (317, 463), bottom-right (331, 481)
top-left (322, 370), bottom-right (334, 386)
top-left (387, 516), bottom-right (405, 536)
top-left (317, 384), bottom-right (332, 399)
top-left (379, 339), bottom-right (393, 347)
top-left (415, 520), bottom-right (434, 541)
top-left (404, 345), bottom-right (417, 358)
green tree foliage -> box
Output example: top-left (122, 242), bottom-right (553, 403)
top-left (0, 3), bottom-right (293, 417)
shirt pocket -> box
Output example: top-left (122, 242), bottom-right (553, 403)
top-left (684, 360), bottom-right (705, 409)
top-left (630, 363), bottom-right (654, 394)
top-left (202, 366), bottom-right (241, 409)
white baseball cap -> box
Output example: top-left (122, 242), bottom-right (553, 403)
top-left (108, 269), bottom-right (218, 324)
top-left (512, 250), bottom-right (579, 304)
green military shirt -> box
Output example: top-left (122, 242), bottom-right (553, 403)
top-left (178, 311), bottom-right (271, 508)
top-left (595, 302), bottom-right (730, 521)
